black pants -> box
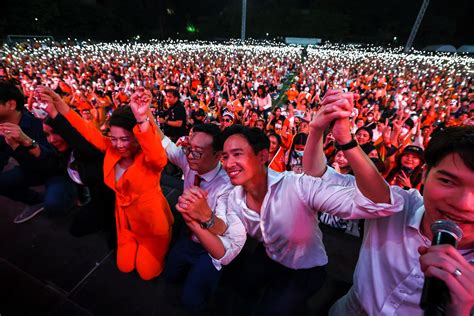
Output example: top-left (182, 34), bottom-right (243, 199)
top-left (232, 242), bottom-right (327, 316)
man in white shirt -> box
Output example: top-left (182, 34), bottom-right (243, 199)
top-left (327, 127), bottom-right (474, 316)
top-left (158, 123), bottom-right (246, 311)
top-left (303, 91), bottom-right (474, 315)
top-left (218, 90), bottom-right (404, 315)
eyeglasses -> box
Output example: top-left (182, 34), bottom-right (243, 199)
top-left (182, 146), bottom-right (204, 160)
top-left (223, 119), bottom-right (232, 122)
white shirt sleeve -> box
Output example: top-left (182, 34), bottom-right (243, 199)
top-left (296, 173), bottom-right (404, 220)
top-left (161, 136), bottom-right (188, 170)
top-left (209, 192), bottom-right (247, 269)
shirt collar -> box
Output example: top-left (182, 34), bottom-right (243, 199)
top-left (235, 168), bottom-right (285, 203)
top-left (198, 163), bottom-right (222, 183)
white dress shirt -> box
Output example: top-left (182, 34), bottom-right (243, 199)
top-left (227, 168), bottom-right (404, 270)
top-left (162, 137), bottom-right (246, 270)
top-left (329, 184), bottom-right (474, 315)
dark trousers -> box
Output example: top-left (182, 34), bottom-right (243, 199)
top-left (0, 166), bottom-right (77, 214)
top-left (69, 183), bottom-right (116, 248)
top-left (232, 242), bottom-right (327, 316)
top-left (163, 233), bottom-right (221, 311)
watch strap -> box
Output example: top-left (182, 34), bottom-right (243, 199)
top-left (335, 138), bottom-right (358, 151)
top-left (200, 212), bottom-right (216, 229)
top-left (23, 139), bottom-right (38, 150)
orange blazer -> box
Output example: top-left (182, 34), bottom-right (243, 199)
top-left (64, 110), bottom-right (174, 243)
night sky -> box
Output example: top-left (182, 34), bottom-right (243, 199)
top-left (2, 0), bottom-right (473, 47)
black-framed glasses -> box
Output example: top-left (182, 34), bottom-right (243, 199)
top-left (182, 146), bottom-right (204, 160)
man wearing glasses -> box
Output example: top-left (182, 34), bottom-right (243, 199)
top-left (157, 123), bottom-right (245, 311)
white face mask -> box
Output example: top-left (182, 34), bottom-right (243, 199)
top-left (401, 127), bottom-right (410, 136)
top-left (367, 116), bottom-right (374, 122)
top-left (275, 123), bottom-right (282, 129)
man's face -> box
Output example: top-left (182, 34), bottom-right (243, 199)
top-left (422, 153), bottom-right (474, 249)
top-left (165, 92), bottom-right (178, 106)
top-left (222, 134), bottom-right (267, 186)
top-left (186, 132), bottom-right (220, 174)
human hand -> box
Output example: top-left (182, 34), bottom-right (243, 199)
top-left (176, 187), bottom-right (212, 223)
top-left (0, 123), bottom-right (30, 147)
top-left (130, 88), bottom-right (152, 121)
top-left (396, 170), bottom-right (412, 188)
top-left (36, 86), bottom-right (68, 117)
top-left (418, 245), bottom-right (474, 315)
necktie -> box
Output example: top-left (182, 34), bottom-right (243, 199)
top-left (194, 174), bottom-right (202, 187)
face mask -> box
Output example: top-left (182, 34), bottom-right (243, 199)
top-left (367, 116), bottom-right (373, 122)
top-left (294, 150), bottom-right (304, 157)
top-left (275, 123), bottom-right (282, 129)
top-left (401, 127), bottom-right (410, 136)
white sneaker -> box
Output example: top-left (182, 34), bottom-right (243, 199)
top-left (14, 203), bottom-right (45, 224)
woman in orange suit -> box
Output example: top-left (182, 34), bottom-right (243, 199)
top-left (39, 87), bottom-right (173, 280)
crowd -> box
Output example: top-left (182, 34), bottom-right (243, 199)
top-left (0, 40), bottom-right (473, 315)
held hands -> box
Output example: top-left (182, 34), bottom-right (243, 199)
top-left (130, 88), bottom-right (152, 122)
top-left (0, 123), bottom-right (29, 149)
top-left (418, 245), bottom-right (474, 315)
top-left (175, 187), bottom-right (212, 225)
top-left (310, 89), bottom-right (354, 144)
top-left (35, 86), bottom-right (68, 118)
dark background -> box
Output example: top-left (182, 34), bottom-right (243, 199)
top-left (1, 0), bottom-right (473, 47)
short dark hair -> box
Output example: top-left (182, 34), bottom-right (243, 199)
top-left (0, 80), bottom-right (25, 111)
top-left (425, 126), bottom-right (474, 173)
top-left (109, 105), bottom-right (137, 132)
top-left (165, 89), bottom-right (180, 99)
top-left (222, 124), bottom-right (269, 154)
top-left (193, 123), bottom-right (222, 152)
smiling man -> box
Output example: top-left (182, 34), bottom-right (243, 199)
top-left (220, 109), bottom-right (404, 315)
top-left (156, 123), bottom-right (245, 311)
top-left (329, 126), bottom-right (474, 315)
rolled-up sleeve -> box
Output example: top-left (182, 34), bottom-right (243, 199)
top-left (297, 174), bottom-right (404, 220)
top-left (209, 203), bottom-right (246, 270)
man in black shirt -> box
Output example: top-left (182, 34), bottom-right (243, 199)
top-left (159, 88), bottom-right (187, 142)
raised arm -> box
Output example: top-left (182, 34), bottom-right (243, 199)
top-left (303, 89), bottom-right (351, 177)
top-left (304, 90), bottom-right (391, 204)
top-left (37, 86), bottom-right (108, 152)
top-left (130, 89), bottom-right (167, 171)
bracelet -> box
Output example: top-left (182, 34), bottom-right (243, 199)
top-left (136, 117), bottom-right (150, 125)
top-left (335, 138), bottom-right (358, 151)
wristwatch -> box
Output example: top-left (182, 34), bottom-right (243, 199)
top-left (200, 212), bottom-right (216, 229)
top-left (335, 138), bottom-right (358, 151)
top-left (23, 139), bottom-right (38, 150)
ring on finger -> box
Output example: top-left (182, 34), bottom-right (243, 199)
top-left (453, 268), bottom-right (462, 278)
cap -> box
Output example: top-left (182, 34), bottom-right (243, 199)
top-left (401, 145), bottom-right (424, 162)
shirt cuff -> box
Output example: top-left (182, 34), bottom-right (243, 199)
top-left (209, 235), bottom-right (231, 271)
top-left (353, 181), bottom-right (402, 212)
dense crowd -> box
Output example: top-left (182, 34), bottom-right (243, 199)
top-left (0, 41), bottom-right (473, 315)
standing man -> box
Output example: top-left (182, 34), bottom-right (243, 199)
top-left (159, 87), bottom-right (187, 142)
top-left (156, 123), bottom-right (245, 311)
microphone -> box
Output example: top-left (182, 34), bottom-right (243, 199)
top-left (420, 220), bottom-right (463, 316)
